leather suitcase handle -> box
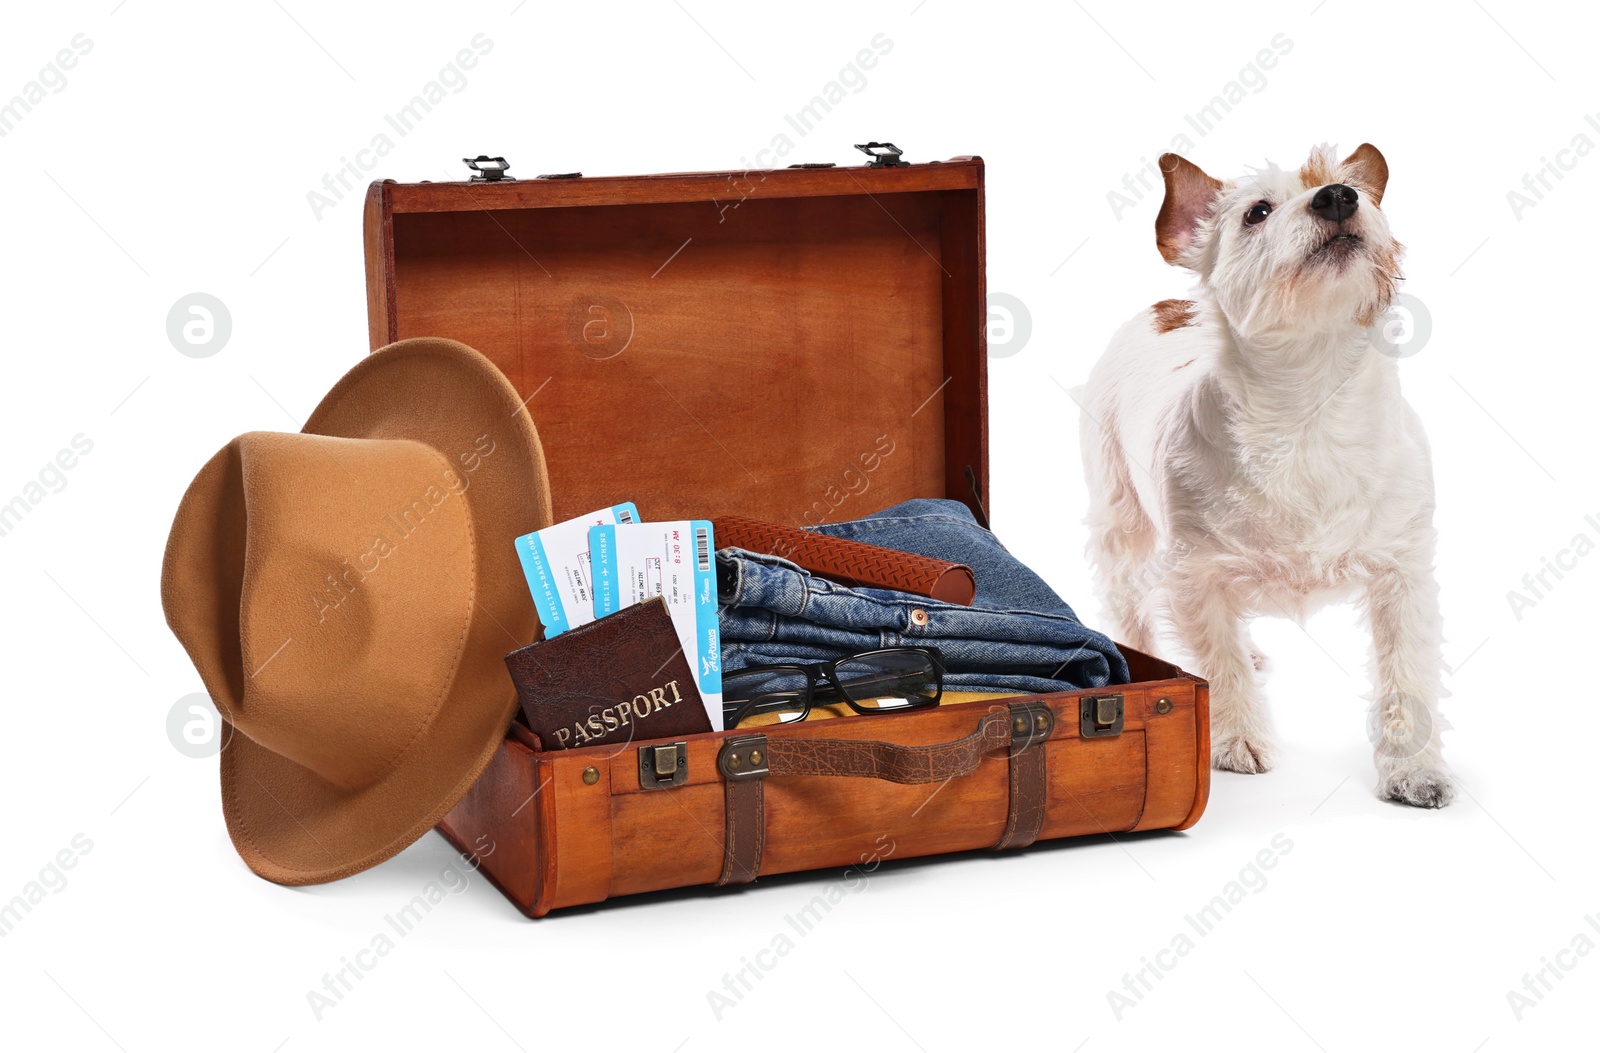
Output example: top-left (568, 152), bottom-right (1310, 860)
top-left (719, 708), bottom-right (1012, 785)
top-left (714, 704), bottom-right (1052, 886)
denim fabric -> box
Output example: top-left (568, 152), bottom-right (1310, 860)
top-left (717, 498), bottom-right (1128, 693)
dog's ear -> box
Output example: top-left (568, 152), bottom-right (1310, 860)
top-left (1155, 154), bottom-right (1222, 265)
top-left (1340, 143), bottom-right (1389, 207)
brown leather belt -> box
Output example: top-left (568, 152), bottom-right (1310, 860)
top-left (714, 700), bottom-right (1054, 886)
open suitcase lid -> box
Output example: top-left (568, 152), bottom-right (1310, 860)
top-left (363, 153), bottom-right (987, 528)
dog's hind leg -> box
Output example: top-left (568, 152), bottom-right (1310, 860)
top-left (1082, 431), bottom-right (1160, 656)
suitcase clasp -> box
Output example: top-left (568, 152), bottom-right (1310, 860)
top-left (462, 155), bottom-right (513, 181)
top-left (638, 742), bottom-right (688, 790)
top-left (854, 142), bottom-right (909, 168)
top-left (1080, 694), bottom-right (1124, 738)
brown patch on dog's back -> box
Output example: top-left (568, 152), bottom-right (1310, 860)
top-left (1152, 299), bottom-right (1198, 334)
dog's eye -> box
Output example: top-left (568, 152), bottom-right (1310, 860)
top-left (1244, 201), bottom-right (1273, 225)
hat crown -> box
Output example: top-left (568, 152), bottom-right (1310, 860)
top-left (227, 432), bottom-right (477, 790)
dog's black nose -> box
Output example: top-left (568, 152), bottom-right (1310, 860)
top-left (1310, 183), bottom-right (1359, 222)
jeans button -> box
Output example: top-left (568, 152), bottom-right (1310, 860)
top-left (910, 608), bottom-right (929, 627)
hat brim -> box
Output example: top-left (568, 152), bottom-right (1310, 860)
top-left (211, 337), bottom-right (550, 885)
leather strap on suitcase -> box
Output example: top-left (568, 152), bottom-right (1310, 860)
top-left (714, 700), bottom-right (1055, 885)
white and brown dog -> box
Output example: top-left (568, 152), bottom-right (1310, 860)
top-left (1078, 144), bottom-right (1454, 807)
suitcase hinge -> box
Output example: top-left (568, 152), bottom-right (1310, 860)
top-left (638, 741), bottom-right (688, 790)
top-left (1080, 694), bottom-right (1124, 738)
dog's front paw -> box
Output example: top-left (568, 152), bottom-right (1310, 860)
top-left (1379, 765), bottom-right (1456, 808)
top-left (1213, 735), bottom-right (1276, 774)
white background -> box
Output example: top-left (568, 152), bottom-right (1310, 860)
top-left (1, 1), bottom-right (1594, 1050)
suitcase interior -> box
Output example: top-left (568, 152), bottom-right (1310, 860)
top-left (364, 159), bottom-right (988, 524)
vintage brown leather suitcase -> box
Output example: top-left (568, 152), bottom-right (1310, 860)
top-left (361, 151), bottom-right (1210, 917)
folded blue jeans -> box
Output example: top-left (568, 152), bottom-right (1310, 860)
top-left (717, 498), bottom-right (1128, 693)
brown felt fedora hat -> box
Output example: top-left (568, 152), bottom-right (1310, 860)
top-left (161, 337), bottom-right (553, 885)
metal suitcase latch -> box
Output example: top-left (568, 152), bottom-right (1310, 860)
top-left (638, 742), bottom-right (688, 790)
top-left (462, 155), bottom-right (512, 181)
top-left (854, 141), bottom-right (908, 167)
top-left (1080, 694), bottom-right (1124, 738)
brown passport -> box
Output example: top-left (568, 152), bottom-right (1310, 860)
top-left (503, 596), bottom-right (712, 750)
top-left (712, 515), bottom-right (977, 605)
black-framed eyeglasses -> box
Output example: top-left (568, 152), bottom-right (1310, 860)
top-left (721, 647), bottom-right (946, 728)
